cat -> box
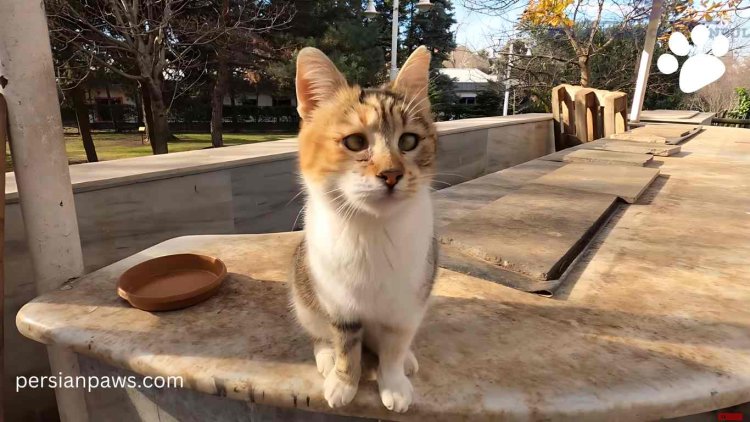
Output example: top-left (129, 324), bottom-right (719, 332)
top-left (289, 46), bottom-right (438, 413)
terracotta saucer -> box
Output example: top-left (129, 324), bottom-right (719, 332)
top-left (117, 254), bottom-right (227, 312)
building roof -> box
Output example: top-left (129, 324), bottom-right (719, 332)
top-left (442, 45), bottom-right (492, 73)
top-left (438, 68), bottom-right (497, 84)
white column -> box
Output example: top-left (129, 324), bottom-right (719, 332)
top-left (503, 41), bottom-right (514, 116)
top-left (390, 0), bottom-right (400, 81)
top-left (0, 1), bottom-right (88, 421)
top-left (630, 0), bottom-right (664, 123)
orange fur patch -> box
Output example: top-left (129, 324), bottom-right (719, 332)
top-left (298, 85), bottom-right (437, 188)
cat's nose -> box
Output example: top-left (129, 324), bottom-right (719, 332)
top-left (377, 169), bottom-right (404, 189)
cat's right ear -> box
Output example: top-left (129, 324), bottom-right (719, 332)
top-left (295, 47), bottom-right (347, 121)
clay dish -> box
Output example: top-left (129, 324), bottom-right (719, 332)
top-left (117, 254), bottom-right (227, 311)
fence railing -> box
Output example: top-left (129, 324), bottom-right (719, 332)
top-left (62, 103), bottom-right (509, 133)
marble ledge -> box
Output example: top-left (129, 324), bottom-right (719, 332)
top-left (4, 114), bottom-right (553, 203)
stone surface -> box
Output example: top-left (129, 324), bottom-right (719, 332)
top-left (433, 113), bottom-right (551, 135)
top-left (78, 355), bottom-right (369, 422)
top-left (14, 126), bottom-right (750, 421)
top-left (439, 184), bottom-right (618, 281)
top-left (5, 115), bottom-right (554, 202)
top-left (611, 125), bottom-right (702, 144)
top-left (639, 110), bottom-right (715, 125)
top-left (433, 160), bottom-right (564, 227)
top-left (485, 120), bottom-right (554, 173)
top-left (562, 149), bottom-right (653, 166)
top-left (5, 115), bottom-right (557, 420)
top-left (435, 128), bottom-right (488, 186)
top-left (532, 163), bottom-right (660, 203)
top-left (640, 110), bottom-right (699, 119)
top-left (440, 245), bottom-right (562, 295)
top-left (583, 139), bottom-right (681, 156)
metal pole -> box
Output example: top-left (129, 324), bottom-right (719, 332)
top-left (503, 41), bottom-right (513, 116)
top-left (390, 0), bottom-right (400, 81)
top-left (630, 0), bottom-right (664, 123)
top-left (0, 1), bottom-right (89, 421)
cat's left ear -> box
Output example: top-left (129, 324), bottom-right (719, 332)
top-left (295, 47), bottom-right (348, 121)
top-left (393, 46), bottom-right (431, 104)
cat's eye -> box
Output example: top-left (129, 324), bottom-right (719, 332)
top-left (399, 133), bottom-right (420, 151)
top-left (342, 134), bottom-right (368, 152)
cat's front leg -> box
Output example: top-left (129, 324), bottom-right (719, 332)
top-left (324, 320), bottom-right (363, 408)
top-left (375, 325), bottom-right (417, 413)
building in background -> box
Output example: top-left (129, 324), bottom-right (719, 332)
top-left (437, 67), bottom-right (497, 104)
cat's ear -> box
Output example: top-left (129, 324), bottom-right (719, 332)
top-left (393, 46), bottom-right (431, 105)
top-left (295, 47), bottom-right (347, 120)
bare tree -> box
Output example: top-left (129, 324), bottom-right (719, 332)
top-left (683, 56), bottom-right (750, 113)
top-left (46, 0), bottom-right (227, 154)
top-left (176, 0), bottom-right (292, 148)
top-left (51, 37), bottom-right (99, 162)
top-left (466, 0), bottom-right (744, 87)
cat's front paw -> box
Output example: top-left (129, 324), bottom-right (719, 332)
top-left (378, 372), bottom-right (414, 413)
top-left (324, 371), bottom-right (358, 408)
top-left (314, 343), bottom-right (335, 377)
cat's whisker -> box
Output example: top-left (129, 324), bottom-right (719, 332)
top-left (405, 94), bottom-right (429, 115)
top-left (432, 172), bottom-right (469, 180)
top-left (291, 204), bottom-right (307, 231)
top-left (285, 189), bottom-right (307, 207)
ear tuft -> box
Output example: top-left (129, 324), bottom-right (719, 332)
top-left (393, 46), bottom-right (431, 108)
top-left (295, 47), bottom-right (347, 120)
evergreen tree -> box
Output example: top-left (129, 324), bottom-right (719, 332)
top-left (400, 0), bottom-right (456, 69)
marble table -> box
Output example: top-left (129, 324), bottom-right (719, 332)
top-left (16, 126), bottom-right (750, 421)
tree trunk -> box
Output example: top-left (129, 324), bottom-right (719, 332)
top-left (210, 55), bottom-right (229, 148)
top-left (145, 80), bottom-right (170, 155)
top-left (71, 84), bottom-right (98, 162)
top-left (229, 82), bottom-right (239, 133)
top-left (140, 82), bottom-right (155, 142)
top-left (104, 81), bottom-right (122, 133)
top-left (134, 86), bottom-right (143, 127)
top-left (578, 55), bottom-right (591, 87)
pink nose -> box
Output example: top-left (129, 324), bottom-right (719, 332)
top-left (377, 169), bottom-right (404, 189)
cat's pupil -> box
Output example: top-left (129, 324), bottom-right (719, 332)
top-left (399, 133), bottom-right (419, 151)
top-left (343, 134), bottom-right (368, 152)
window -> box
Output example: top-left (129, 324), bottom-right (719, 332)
top-left (458, 97), bottom-right (476, 105)
top-left (273, 97), bottom-right (292, 106)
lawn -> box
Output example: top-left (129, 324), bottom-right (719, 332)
top-left (5, 131), bottom-right (296, 171)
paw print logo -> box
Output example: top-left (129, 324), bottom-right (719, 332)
top-left (657, 24), bottom-right (729, 93)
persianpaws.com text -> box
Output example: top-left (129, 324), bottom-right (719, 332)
top-left (16, 373), bottom-right (183, 392)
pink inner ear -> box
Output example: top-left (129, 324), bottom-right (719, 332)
top-left (394, 48), bottom-right (431, 103)
top-left (296, 49), bottom-right (347, 119)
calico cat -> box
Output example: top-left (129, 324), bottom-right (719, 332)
top-left (290, 46), bottom-right (438, 413)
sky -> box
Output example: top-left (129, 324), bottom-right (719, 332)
top-left (452, 3), bottom-right (523, 52)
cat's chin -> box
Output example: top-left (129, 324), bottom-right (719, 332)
top-left (352, 193), bottom-right (413, 219)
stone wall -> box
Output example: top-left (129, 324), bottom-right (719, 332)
top-left (3, 114), bottom-right (552, 421)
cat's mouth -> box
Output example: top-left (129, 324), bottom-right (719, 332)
top-left (335, 189), bottom-right (409, 218)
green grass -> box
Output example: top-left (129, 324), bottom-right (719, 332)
top-left (5, 131), bottom-right (296, 171)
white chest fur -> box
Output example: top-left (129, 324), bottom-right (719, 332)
top-left (304, 188), bottom-right (433, 328)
